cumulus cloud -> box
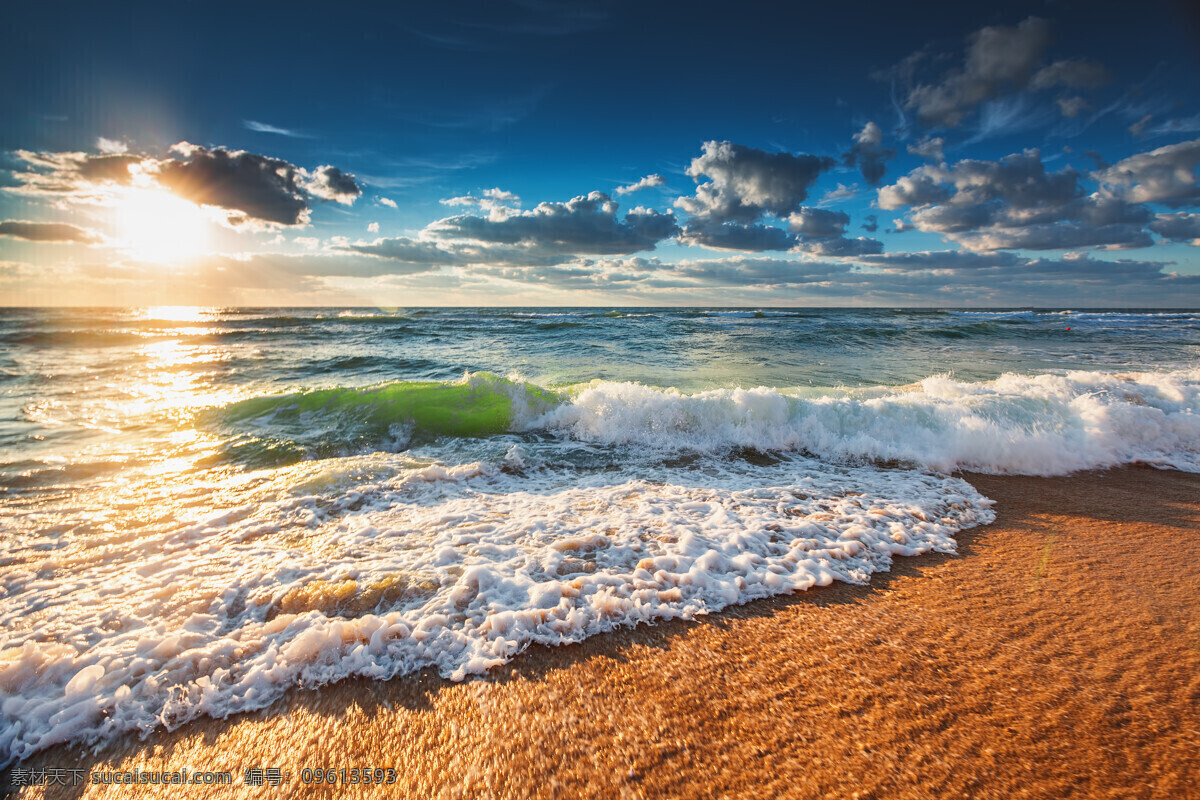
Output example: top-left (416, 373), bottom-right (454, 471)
top-left (440, 187), bottom-right (521, 213)
top-left (947, 222), bottom-right (1153, 251)
top-left (1149, 212), bottom-right (1200, 244)
top-left (301, 165), bottom-right (361, 204)
top-left (1094, 138), bottom-right (1200, 207)
top-left (678, 221), bottom-right (795, 252)
top-left (367, 222), bottom-right (379, 233)
top-left (153, 145), bottom-right (313, 226)
top-left (787, 207), bottom-right (849, 238)
top-left (793, 236), bottom-right (884, 257)
top-left (877, 171), bottom-right (952, 209)
top-left (10, 144), bottom-right (362, 228)
top-left (842, 122), bottom-right (895, 186)
top-left (339, 237), bottom-right (460, 267)
top-left (0, 220), bottom-right (104, 244)
top-left (343, 235), bottom-right (597, 268)
top-left (96, 137), bottom-right (128, 155)
top-left (675, 141), bottom-right (835, 224)
top-left (615, 174), bottom-right (665, 195)
top-left (378, 197), bottom-right (398, 208)
top-left (861, 215), bottom-right (879, 233)
top-left (679, 208), bottom-right (882, 255)
top-left (426, 191), bottom-right (678, 256)
top-left (10, 150), bottom-right (140, 195)
top-left (877, 148), bottom-right (1165, 251)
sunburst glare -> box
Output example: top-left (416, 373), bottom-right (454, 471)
top-left (114, 188), bottom-right (213, 262)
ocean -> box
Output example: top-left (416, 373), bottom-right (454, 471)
top-left (1, 306), bottom-right (1198, 764)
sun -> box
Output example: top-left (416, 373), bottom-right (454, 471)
top-left (115, 188), bottom-right (213, 262)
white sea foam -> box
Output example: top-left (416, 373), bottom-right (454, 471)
top-left (3, 366), bottom-right (1198, 764)
top-left (0, 453), bottom-right (991, 764)
top-left (540, 369), bottom-right (1200, 474)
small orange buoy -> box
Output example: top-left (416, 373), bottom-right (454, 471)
top-left (1065, 327), bottom-right (1071, 331)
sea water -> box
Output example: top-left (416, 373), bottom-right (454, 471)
top-left (1, 307), bottom-right (1198, 763)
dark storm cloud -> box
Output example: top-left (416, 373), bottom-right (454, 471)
top-left (842, 122), bottom-right (895, 186)
top-left (426, 191), bottom-right (678, 255)
top-left (675, 141), bottom-right (836, 224)
top-left (0, 220), bottom-right (103, 244)
top-left (897, 18), bottom-right (1108, 129)
top-left (1149, 212), bottom-right (1200, 243)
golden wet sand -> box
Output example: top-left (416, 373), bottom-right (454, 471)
top-left (9, 466), bottom-right (1200, 799)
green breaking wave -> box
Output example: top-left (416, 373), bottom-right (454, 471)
top-left (209, 372), bottom-right (565, 466)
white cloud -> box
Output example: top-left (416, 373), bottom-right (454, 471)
top-left (615, 174), bottom-right (665, 195)
top-left (1094, 138), bottom-right (1200, 207)
top-left (676, 141), bottom-right (835, 224)
top-left (96, 137), bottom-right (127, 154)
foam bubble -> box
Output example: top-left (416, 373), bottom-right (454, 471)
top-left (0, 453), bottom-right (991, 764)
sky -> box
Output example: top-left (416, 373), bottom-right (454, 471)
top-left (2, 0), bottom-right (1200, 307)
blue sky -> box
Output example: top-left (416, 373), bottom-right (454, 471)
top-left (2, 0), bottom-right (1200, 306)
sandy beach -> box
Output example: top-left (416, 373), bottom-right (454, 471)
top-left (9, 465), bottom-right (1200, 799)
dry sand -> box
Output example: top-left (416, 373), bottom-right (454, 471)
top-left (8, 466), bottom-right (1200, 799)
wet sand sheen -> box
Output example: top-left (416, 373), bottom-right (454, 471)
top-left (13, 466), bottom-right (1200, 799)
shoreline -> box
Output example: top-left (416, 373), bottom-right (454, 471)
top-left (10, 465), bottom-right (1200, 798)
